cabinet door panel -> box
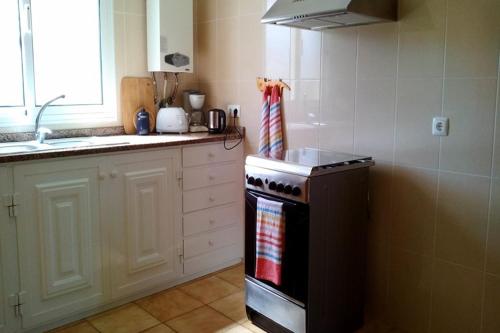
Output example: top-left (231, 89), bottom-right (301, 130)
top-left (36, 179), bottom-right (93, 298)
top-left (125, 169), bottom-right (170, 272)
top-left (108, 150), bottom-right (182, 299)
top-left (0, 167), bottom-right (20, 333)
top-left (13, 159), bottom-right (104, 329)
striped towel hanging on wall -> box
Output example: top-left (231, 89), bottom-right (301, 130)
top-left (269, 85), bottom-right (284, 159)
top-left (255, 197), bottom-right (286, 286)
top-left (258, 85), bottom-right (284, 158)
top-left (258, 86), bottom-right (272, 156)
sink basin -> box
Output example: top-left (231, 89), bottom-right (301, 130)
top-left (0, 144), bottom-right (40, 154)
top-left (47, 140), bottom-right (93, 148)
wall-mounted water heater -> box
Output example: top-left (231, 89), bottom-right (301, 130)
top-left (147, 0), bottom-right (194, 73)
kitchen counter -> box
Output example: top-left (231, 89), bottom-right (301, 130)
top-left (0, 130), bottom-right (244, 164)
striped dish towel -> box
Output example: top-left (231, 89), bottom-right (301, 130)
top-left (255, 197), bottom-right (286, 286)
top-left (269, 85), bottom-right (284, 159)
top-left (258, 87), bottom-right (272, 156)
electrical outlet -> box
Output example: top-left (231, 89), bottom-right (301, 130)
top-left (432, 117), bottom-right (449, 136)
top-left (228, 104), bottom-right (241, 118)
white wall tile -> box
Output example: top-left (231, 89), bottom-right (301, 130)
top-left (357, 23), bottom-right (398, 79)
top-left (441, 79), bottom-right (497, 176)
top-left (398, 0), bottom-right (446, 78)
top-left (354, 79), bottom-right (396, 161)
top-left (430, 261), bottom-right (483, 333)
top-left (435, 171), bottom-right (490, 269)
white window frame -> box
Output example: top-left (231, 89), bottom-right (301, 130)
top-left (0, 0), bottom-right (117, 133)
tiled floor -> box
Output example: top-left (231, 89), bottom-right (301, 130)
top-left (49, 264), bottom-right (266, 333)
top-left (49, 264), bottom-right (397, 333)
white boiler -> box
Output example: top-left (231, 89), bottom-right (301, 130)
top-left (146, 0), bottom-right (194, 73)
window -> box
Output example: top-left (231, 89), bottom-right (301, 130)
top-left (0, 0), bottom-right (116, 131)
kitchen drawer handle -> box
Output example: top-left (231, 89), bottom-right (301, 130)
top-left (110, 170), bottom-right (119, 178)
top-left (208, 152), bottom-right (215, 159)
top-left (209, 196), bottom-right (215, 202)
top-left (99, 172), bottom-right (107, 180)
top-left (208, 240), bottom-right (214, 247)
top-left (209, 219), bottom-right (216, 225)
top-left (208, 175), bottom-right (215, 181)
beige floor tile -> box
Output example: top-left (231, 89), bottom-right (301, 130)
top-left (180, 276), bottom-right (240, 304)
top-left (217, 264), bottom-right (245, 289)
top-left (241, 320), bottom-right (267, 333)
top-left (135, 288), bottom-right (203, 322)
top-left (88, 304), bottom-right (159, 333)
top-left (166, 306), bottom-right (236, 332)
top-left (49, 321), bottom-right (98, 333)
top-left (141, 324), bottom-right (175, 333)
top-left (209, 291), bottom-right (247, 323)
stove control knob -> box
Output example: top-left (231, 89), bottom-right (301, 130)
top-left (255, 178), bottom-right (263, 187)
top-left (269, 181), bottom-right (277, 190)
top-left (284, 185), bottom-right (293, 194)
top-left (292, 186), bottom-right (302, 196)
top-left (276, 183), bottom-right (285, 193)
top-left (247, 177), bottom-right (255, 185)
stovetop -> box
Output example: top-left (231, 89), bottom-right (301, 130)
top-left (246, 148), bottom-right (373, 177)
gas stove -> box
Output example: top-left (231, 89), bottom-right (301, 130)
top-left (245, 148), bottom-right (374, 203)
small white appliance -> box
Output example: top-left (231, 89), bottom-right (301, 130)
top-left (156, 107), bottom-right (189, 134)
top-left (147, 0), bottom-right (194, 73)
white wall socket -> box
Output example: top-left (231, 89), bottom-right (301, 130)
top-left (432, 117), bottom-right (449, 136)
top-left (227, 105), bottom-right (241, 118)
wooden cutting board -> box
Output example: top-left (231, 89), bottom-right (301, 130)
top-left (121, 77), bottom-right (156, 134)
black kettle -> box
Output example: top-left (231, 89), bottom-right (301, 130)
top-left (208, 109), bottom-right (226, 134)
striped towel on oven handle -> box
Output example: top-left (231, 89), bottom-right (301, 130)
top-left (255, 197), bottom-right (285, 286)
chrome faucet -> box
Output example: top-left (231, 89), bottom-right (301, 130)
top-left (35, 94), bottom-right (65, 143)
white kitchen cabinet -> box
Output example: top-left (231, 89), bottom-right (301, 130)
top-left (12, 158), bottom-right (105, 329)
top-left (105, 149), bottom-right (182, 299)
top-left (0, 140), bottom-right (243, 332)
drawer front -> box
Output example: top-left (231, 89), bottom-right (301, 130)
top-left (183, 204), bottom-right (241, 237)
top-left (183, 182), bottom-right (240, 213)
top-left (183, 244), bottom-right (242, 276)
top-left (183, 163), bottom-right (241, 190)
top-left (184, 225), bottom-right (241, 259)
top-left (183, 142), bottom-right (242, 167)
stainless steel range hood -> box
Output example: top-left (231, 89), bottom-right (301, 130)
top-left (262, 0), bottom-right (397, 31)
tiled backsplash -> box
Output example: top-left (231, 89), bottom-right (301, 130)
top-left (193, 0), bottom-right (500, 332)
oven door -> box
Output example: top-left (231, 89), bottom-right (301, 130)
top-left (245, 189), bottom-right (309, 305)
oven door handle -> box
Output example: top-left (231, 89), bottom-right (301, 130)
top-left (247, 190), bottom-right (299, 207)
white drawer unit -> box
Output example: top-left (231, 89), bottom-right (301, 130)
top-left (183, 182), bottom-right (240, 213)
top-left (183, 204), bottom-right (240, 237)
top-left (183, 142), bottom-right (242, 167)
top-left (183, 162), bottom-right (240, 190)
top-left (184, 225), bottom-right (241, 259)
top-left (181, 142), bottom-right (244, 277)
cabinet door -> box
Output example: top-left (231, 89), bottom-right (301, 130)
top-left (0, 167), bottom-right (20, 333)
top-left (106, 149), bottom-right (182, 299)
top-left (13, 159), bottom-right (105, 329)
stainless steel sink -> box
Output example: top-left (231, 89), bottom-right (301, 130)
top-left (0, 137), bottom-right (131, 156)
top-left (0, 144), bottom-right (40, 154)
top-left (47, 140), bottom-right (93, 148)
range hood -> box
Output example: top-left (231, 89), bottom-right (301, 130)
top-left (262, 0), bottom-right (397, 31)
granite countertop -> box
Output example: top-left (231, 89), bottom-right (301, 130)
top-left (0, 130), bottom-right (244, 164)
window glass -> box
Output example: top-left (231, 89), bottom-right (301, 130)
top-left (31, 0), bottom-right (102, 105)
top-left (0, 0), bottom-right (25, 107)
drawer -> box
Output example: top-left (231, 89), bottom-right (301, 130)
top-left (183, 142), bottom-right (242, 167)
top-left (183, 163), bottom-right (241, 190)
top-left (183, 203), bottom-right (241, 237)
top-left (183, 243), bottom-right (243, 276)
top-left (184, 225), bottom-right (241, 259)
top-left (183, 182), bottom-right (240, 213)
